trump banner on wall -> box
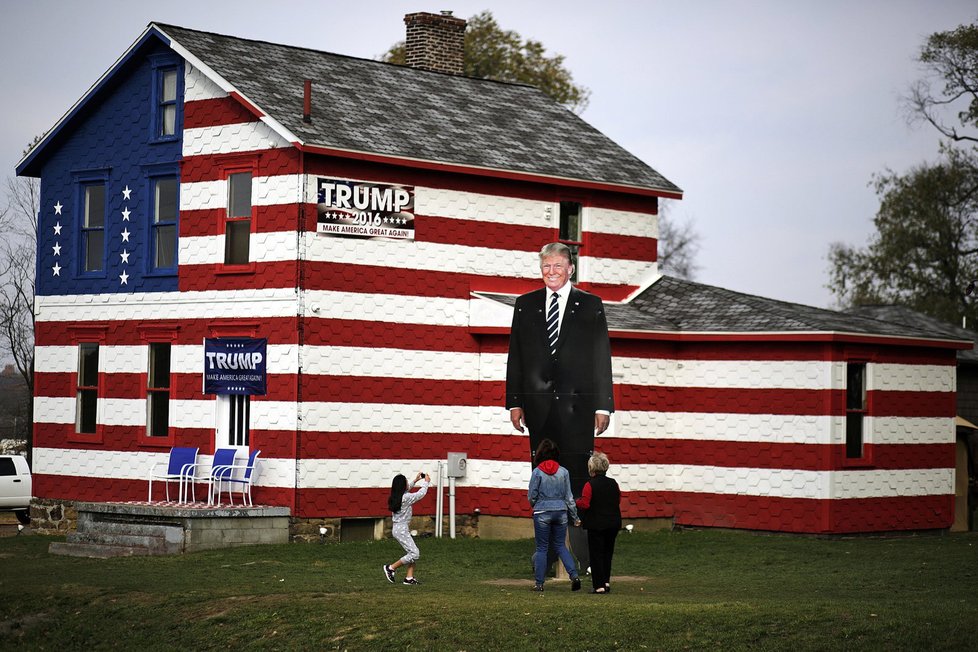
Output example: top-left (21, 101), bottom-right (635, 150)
top-left (203, 338), bottom-right (267, 395)
top-left (317, 177), bottom-right (415, 240)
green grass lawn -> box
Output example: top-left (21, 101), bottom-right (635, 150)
top-left (1, 528), bottom-right (976, 650)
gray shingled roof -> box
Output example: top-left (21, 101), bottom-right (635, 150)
top-left (631, 276), bottom-right (966, 340)
top-left (847, 305), bottom-right (978, 362)
top-left (155, 23), bottom-right (681, 195)
top-left (483, 276), bottom-right (971, 345)
top-left (482, 293), bottom-right (680, 331)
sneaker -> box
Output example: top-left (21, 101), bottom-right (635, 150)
top-left (403, 577), bottom-right (421, 585)
top-left (531, 584), bottom-right (544, 592)
top-left (571, 577), bottom-right (582, 592)
top-left (383, 564), bottom-right (395, 583)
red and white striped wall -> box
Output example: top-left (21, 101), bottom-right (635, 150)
top-left (29, 58), bottom-right (956, 536)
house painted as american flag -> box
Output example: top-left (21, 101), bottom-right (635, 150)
top-left (17, 13), bottom-right (970, 536)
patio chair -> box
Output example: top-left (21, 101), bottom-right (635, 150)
top-left (148, 447), bottom-right (199, 503)
top-left (203, 447), bottom-right (239, 505)
top-left (213, 449), bottom-right (262, 507)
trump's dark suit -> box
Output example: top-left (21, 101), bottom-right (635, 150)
top-left (506, 285), bottom-right (614, 494)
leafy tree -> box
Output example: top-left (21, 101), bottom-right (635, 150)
top-left (827, 146), bottom-right (978, 323)
top-left (384, 10), bottom-right (590, 113)
top-left (827, 21), bottom-right (978, 322)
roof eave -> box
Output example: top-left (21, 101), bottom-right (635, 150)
top-left (295, 141), bottom-right (683, 199)
top-left (606, 328), bottom-right (972, 349)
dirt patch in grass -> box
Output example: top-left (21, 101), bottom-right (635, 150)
top-left (485, 575), bottom-right (650, 586)
top-left (0, 611), bottom-right (53, 638)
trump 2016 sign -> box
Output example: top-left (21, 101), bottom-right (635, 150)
top-left (203, 338), bottom-right (267, 395)
top-left (317, 178), bottom-right (415, 240)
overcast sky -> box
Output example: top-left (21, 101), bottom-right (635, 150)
top-left (2, 0), bottom-right (976, 309)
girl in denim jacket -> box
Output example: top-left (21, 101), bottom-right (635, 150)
top-left (528, 439), bottom-right (582, 592)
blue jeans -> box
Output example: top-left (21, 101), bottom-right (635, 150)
top-left (533, 510), bottom-right (578, 585)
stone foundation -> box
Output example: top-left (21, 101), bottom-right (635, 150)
top-left (32, 498), bottom-right (672, 544)
top-left (28, 498), bottom-right (78, 535)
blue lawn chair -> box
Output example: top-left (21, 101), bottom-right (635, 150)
top-left (204, 447), bottom-right (239, 505)
top-left (213, 450), bottom-right (262, 507)
top-left (148, 447), bottom-right (199, 503)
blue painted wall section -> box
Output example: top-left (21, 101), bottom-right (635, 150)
top-left (35, 40), bottom-right (183, 296)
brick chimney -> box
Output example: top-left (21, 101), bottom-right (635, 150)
top-left (403, 11), bottom-right (466, 75)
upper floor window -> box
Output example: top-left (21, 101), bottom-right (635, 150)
top-left (76, 343), bottom-right (99, 434)
top-left (152, 177), bottom-right (178, 270)
top-left (845, 362), bottom-right (867, 459)
top-left (159, 68), bottom-right (178, 138)
top-left (559, 201), bottom-right (582, 282)
top-left (146, 343), bottom-right (171, 438)
top-left (224, 172), bottom-right (252, 265)
top-left (82, 184), bottom-right (105, 273)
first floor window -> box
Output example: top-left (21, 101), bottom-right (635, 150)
top-left (152, 177), bottom-right (178, 270)
top-left (846, 362), bottom-right (867, 458)
top-left (76, 343), bottom-right (99, 434)
top-left (224, 171), bottom-right (252, 265)
top-left (147, 343), bottom-right (171, 437)
top-left (82, 184), bottom-right (105, 272)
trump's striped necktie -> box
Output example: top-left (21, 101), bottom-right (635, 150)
top-left (546, 292), bottom-right (559, 356)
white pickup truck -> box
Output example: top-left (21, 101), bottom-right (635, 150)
top-left (0, 454), bottom-right (32, 524)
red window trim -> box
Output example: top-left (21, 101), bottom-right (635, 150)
top-left (67, 325), bottom-right (108, 445)
top-left (219, 154), bottom-right (259, 271)
top-left (138, 325), bottom-right (180, 448)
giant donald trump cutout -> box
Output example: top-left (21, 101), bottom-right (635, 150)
top-left (506, 242), bottom-right (615, 495)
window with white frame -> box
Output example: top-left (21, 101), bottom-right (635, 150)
top-left (217, 394), bottom-right (250, 448)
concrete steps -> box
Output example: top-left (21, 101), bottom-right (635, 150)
top-left (48, 540), bottom-right (155, 558)
top-left (49, 501), bottom-right (290, 557)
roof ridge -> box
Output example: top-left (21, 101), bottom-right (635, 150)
top-left (151, 21), bottom-right (542, 91)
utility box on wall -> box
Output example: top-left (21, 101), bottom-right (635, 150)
top-left (446, 452), bottom-right (467, 478)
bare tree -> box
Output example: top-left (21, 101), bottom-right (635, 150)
top-left (657, 199), bottom-right (700, 280)
top-left (905, 22), bottom-right (978, 146)
top-left (0, 138), bottom-right (40, 455)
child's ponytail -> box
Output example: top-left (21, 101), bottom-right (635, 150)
top-left (388, 474), bottom-right (407, 513)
